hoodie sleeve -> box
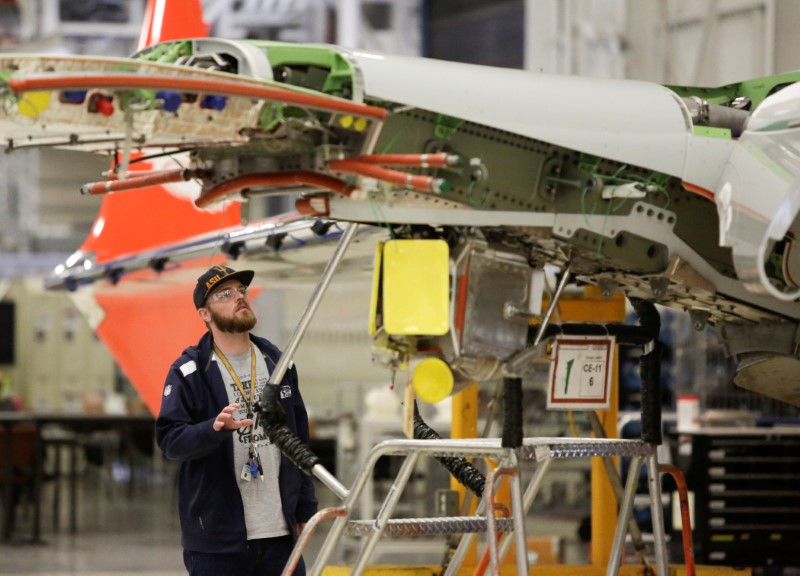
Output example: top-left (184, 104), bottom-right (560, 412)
top-left (156, 359), bottom-right (229, 462)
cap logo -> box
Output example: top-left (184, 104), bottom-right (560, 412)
top-left (204, 266), bottom-right (230, 290)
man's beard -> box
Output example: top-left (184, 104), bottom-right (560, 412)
top-left (210, 306), bottom-right (257, 333)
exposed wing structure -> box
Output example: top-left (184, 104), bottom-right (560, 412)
top-left (3, 39), bottom-right (800, 405)
top-left (46, 214), bottom-right (381, 292)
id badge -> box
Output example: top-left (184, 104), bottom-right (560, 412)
top-left (240, 462), bottom-right (252, 482)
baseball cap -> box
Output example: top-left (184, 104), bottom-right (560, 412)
top-left (193, 265), bottom-right (255, 309)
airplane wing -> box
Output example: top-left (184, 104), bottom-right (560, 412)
top-left (3, 39), bottom-right (800, 406)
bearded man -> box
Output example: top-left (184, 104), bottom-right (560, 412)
top-left (156, 266), bottom-right (317, 576)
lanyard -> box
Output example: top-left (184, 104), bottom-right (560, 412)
top-left (214, 342), bottom-right (265, 479)
top-left (213, 342), bottom-right (257, 419)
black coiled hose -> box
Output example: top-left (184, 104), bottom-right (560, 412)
top-left (257, 388), bottom-right (321, 474)
top-left (262, 423), bottom-right (321, 474)
top-left (413, 405), bottom-right (486, 497)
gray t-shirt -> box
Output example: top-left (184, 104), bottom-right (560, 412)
top-left (215, 347), bottom-right (289, 539)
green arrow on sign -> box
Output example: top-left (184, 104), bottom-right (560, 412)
top-left (564, 358), bottom-right (574, 394)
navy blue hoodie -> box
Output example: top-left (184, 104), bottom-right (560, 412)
top-left (156, 331), bottom-right (318, 553)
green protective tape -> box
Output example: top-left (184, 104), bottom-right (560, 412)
top-left (578, 153), bottom-right (602, 174)
top-left (119, 89), bottom-right (158, 111)
top-left (0, 71), bottom-right (12, 99)
top-left (162, 41), bottom-right (193, 63)
top-left (248, 41), bottom-right (357, 98)
top-left (692, 126), bottom-right (731, 139)
top-left (749, 118), bottom-right (800, 133)
top-left (434, 114), bottom-right (464, 141)
top-left (741, 139), bottom-right (793, 183)
top-left (134, 40), bottom-right (192, 64)
top-left (135, 43), bottom-right (168, 62)
top-left (646, 171), bottom-right (671, 190)
top-left (668, 70), bottom-right (800, 109)
top-left (258, 102), bottom-right (285, 131)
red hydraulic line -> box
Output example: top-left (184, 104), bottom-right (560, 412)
top-left (659, 464), bottom-right (696, 576)
top-left (327, 159), bottom-right (447, 193)
top-left (454, 255), bottom-right (472, 334)
top-left (6, 73), bottom-right (388, 120)
top-left (346, 153), bottom-right (461, 167)
top-left (196, 171), bottom-right (356, 209)
top-left (81, 168), bottom-right (190, 195)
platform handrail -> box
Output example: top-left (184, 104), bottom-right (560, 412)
top-left (286, 436), bottom-right (660, 576)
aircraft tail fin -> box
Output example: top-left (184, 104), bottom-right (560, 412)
top-left (74, 0), bottom-right (241, 416)
top-left (138, 0), bottom-right (208, 49)
top-left (82, 0), bottom-right (230, 263)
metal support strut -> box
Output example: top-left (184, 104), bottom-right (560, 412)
top-left (264, 222), bottom-right (360, 500)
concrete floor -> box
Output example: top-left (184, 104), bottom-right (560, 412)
top-left (1, 459), bottom-right (186, 575)
top-left (0, 454), bottom-right (589, 575)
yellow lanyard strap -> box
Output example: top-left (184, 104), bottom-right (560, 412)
top-left (213, 342), bottom-right (257, 418)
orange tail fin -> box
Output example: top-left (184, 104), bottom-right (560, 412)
top-left (83, 0), bottom-right (239, 415)
top-left (138, 0), bottom-right (208, 49)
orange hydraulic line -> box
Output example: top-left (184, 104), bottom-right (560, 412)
top-left (328, 158), bottom-right (444, 192)
top-left (681, 181), bottom-right (715, 201)
top-left (682, 179), bottom-right (770, 223)
top-left (102, 169), bottom-right (164, 180)
top-left (346, 153), bottom-right (460, 167)
top-left (660, 464), bottom-right (696, 576)
top-left (81, 168), bottom-right (190, 195)
top-left (480, 467), bottom-right (518, 576)
top-left (285, 506), bottom-right (347, 575)
top-left (472, 504), bottom-right (511, 576)
top-left (295, 195), bottom-right (330, 216)
top-left (6, 74), bottom-right (388, 120)
top-left (196, 171), bottom-right (356, 209)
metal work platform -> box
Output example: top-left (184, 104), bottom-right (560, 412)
top-left (286, 436), bottom-right (668, 576)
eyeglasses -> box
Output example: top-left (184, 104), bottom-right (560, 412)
top-left (211, 285), bottom-right (248, 302)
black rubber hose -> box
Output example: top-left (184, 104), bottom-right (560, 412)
top-left (413, 405), bottom-right (485, 497)
top-left (629, 298), bottom-right (660, 338)
top-left (629, 298), bottom-right (663, 445)
top-left (501, 377), bottom-right (523, 449)
top-left (532, 317), bottom-right (660, 346)
top-left (639, 342), bottom-right (663, 445)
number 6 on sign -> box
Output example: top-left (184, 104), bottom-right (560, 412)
top-left (547, 336), bottom-right (615, 411)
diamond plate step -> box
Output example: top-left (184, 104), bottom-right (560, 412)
top-left (519, 438), bottom-right (654, 461)
top-left (344, 516), bottom-right (516, 537)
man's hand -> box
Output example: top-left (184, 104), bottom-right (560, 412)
top-left (213, 402), bottom-right (253, 432)
top-left (297, 522), bottom-right (307, 537)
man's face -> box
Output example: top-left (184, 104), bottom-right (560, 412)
top-left (203, 279), bottom-right (257, 333)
